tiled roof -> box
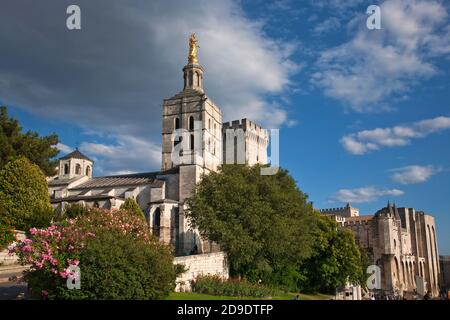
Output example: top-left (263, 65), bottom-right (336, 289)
top-left (73, 172), bottom-right (169, 189)
top-left (60, 149), bottom-right (93, 162)
top-left (166, 88), bottom-right (205, 100)
top-left (48, 176), bottom-right (82, 187)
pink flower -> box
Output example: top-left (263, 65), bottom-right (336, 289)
top-left (30, 228), bottom-right (38, 235)
top-left (41, 290), bottom-right (48, 298)
top-left (59, 270), bottom-right (69, 278)
top-left (21, 245), bottom-right (33, 253)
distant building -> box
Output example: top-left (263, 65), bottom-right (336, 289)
top-left (320, 202), bottom-right (441, 298)
top-left (440, 255), bottom-right (450, 293)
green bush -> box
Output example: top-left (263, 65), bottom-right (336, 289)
top-left (0, 156), bottom-right (53, 231)
top-left (0, 220), bottom-right (15, 250)
top-left (120, 198), bottom-right (146, 222)
top-left (14, 208), bottom-right (178, 300)
top-left (63, 203), bottom-right (90, 219)
top-left (191, 275), bottom-right (278, 298)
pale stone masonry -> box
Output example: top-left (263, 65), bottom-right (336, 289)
top-left (222, 119), bottom-right (269, 166)
top-left (47, 37), bottom-right (269, 257)
top-left (320, 202), bottom-right (441, 298)
top-left (174, 252), bottom-right (229, 292)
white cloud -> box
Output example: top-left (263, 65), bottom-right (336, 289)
top-left (313, 17), bottom-right (341, 35)
top-left (0, 1), bottom-right (300, 174)
top-left (312, 0), bottom-right (450, 111)
top-left (341, 116), bottom-right (450, 155)
top-left (79, 135), bottom-right (161, 176)
top-left (390, 165), bottom-right (440, 184)
top-left (56, 143), bottom-right (73, 155)
top-left (0, 1), bottom-right (298, 134)
top-left (329, 186), bottom-right (404, 203)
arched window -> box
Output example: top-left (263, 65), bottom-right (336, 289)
top-left (394, 257), bottom-right (400, 282)
top-left (75, 164), bottom-right (81, 175)
top-left (190, 134), bottom-right (195, 151)
top-left (189, 71), bottom-right (194, 86)
top-left (64, 163), bottom-right (69, 175)
top-left (402, 261), bottom-right (406, 284)
top-left (196, 72), bottom-right (200, 86)
top-left (153, 208), bottom-right (161, 237)
top-left (208, 118), bottom-right (211, 129)
top-left (189, 116), bottom-right (194, 131)
top-left (86, 166), bottom-right (91, 176)
top-left (174, 117), bottom-right (180, 130)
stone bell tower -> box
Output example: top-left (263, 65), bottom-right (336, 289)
top-left (160, 34), bottom-right (223, 254)
top-left (161, 34), bottom-right (222, 198)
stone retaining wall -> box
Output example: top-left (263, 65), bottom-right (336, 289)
top-left (174, 251), bottom-right (229, 292)
top-left (0, 231), bottom-right (26, 266)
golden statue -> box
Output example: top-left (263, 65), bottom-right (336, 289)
top-left (188, 33), bottom-right (199, 64)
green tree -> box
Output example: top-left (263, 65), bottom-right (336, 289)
top-left (0, 156), bottom-right (53, 231)
top-left (120, 198), bottom-right (146, 222)
top-left (186, 164), bottom-right (316, 290)
top-left (0, 106), bottom-right (59, 176)
top-left (299, 214), bottom-right (364, 293)
top-left (63, 203), bottom-right (90, 219)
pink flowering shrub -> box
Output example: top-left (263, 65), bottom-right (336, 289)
top-left (10, 208), bottom-right (177, 299)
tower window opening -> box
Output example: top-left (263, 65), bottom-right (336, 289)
top-left (153, 208), bottom-right (161, 237)
top-left (175, 117), bottom-right (180, 129)
top-left (190, 134), bottom-right (194, 151)
top-left (189, 71), bottom-right (194, 86)
top-left (64, 163), bottom-right (69, 175)
top-left (75, 164), bottom-right (81, 175)
top-left (189, 116), bottom-right (194, 131)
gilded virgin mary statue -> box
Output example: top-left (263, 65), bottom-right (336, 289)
top-left (188, 33), bottom-right (199, 64)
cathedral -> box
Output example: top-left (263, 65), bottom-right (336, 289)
top-left (47, 34), bottom-right (269, 256)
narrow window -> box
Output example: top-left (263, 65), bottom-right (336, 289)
top-left (189, 71), bottom-right (194, 86)
top-left (190, 134), bottom-right (194, 151)
top-left (153, 208), bottom-right (161, 237)
top-left (86, 166), bottom-right (91, 176)
top-left (175, 117), bottom-right (180, 129)
top-left (75, 164), bottom-right (81, 175)
top-left (189, 116), bottom-right (194, 131)
top-left (64, 163), bottom-right (69, 175)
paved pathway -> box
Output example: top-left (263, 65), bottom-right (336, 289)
top-left (0, 265), bottom-right (28, 300)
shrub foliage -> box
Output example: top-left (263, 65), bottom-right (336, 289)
top-left (11, 208), bottom-right (177, 300)
top-left (0, 156), bottom-right (53, 231)
top-left (120, 198), bottom-right (146, 222)
top-left (192, 275), bottom-right (277, 298)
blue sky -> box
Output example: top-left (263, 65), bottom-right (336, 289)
top-left (1, 0), bottom-right (449, 253)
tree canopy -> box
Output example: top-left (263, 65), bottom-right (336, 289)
top-left (0, 106), bottom-right (59, 176)
top-left (0, 156), bottom-right (53, 230)
top-left (186, 164), bottom-right (317, 289)
top-left (299, 214), bottom-right (365, 293)
top-left (186, 164), bottom-right (366, 292)
top-left (120, 198), bottom-right (146, 222)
